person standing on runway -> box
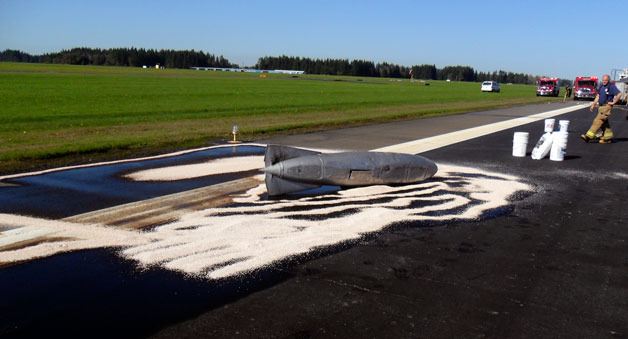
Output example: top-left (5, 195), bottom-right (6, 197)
top-left (580, 74), bottom-right (621, 144)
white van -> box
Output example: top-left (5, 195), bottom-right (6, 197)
top-left (481, 81), bottom-right (500, 92)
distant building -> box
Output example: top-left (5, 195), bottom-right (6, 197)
top-left (190, 67), bottom-right (304, 75)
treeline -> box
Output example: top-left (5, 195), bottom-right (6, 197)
top-left (2, 48), bottom-right (544, 84)
top-left (0, 48), bottom-right (235, 69)
top-left (256, 55), bottom-right (539, 84)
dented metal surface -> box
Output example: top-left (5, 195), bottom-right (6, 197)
top-left (263, 145), bottom-right (438, 195)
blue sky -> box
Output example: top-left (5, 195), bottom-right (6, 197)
top-left (1, 0), bottom-right (627, 80)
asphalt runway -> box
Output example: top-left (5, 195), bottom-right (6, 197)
top-left (1, 102), bottom-right (627, 338)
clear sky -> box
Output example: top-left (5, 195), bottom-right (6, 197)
top-left (1, 0), bottom-right (627, 80)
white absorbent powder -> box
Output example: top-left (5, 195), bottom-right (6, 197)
top-left (126, 156), bottom-right (265, 181)
top-left (1, 163), bottom-right (532, 280)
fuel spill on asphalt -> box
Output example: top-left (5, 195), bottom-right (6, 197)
top-left (0, 143), bottom-right (534, 337)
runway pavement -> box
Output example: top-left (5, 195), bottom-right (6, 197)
top-left (1, 102), bottom-right (627, 338)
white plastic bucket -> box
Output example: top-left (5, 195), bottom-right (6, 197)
top-left (531, 132), bottom-right (553, 160)
top-left (558, 120), bottom-right (570, 132)
top-left (544, 119), bottom-right (556, 133)
top-left (512, 132), bottom-right (529, 157)
top-left (550, 132), bottom-right (569, 161)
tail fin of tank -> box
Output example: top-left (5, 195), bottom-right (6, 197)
top-left (264, 144), bottom-right (320, 167)
top-left (265, 175), bottom-right (319, 196)
top-left (264, 145), bottom-right (321, 196)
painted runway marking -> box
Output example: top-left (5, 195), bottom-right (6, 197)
top-left (375, 104), bottom-right (586, 154)
top-left (614, 172), bottom-right (628, 180)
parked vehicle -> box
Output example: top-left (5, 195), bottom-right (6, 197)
top-left (573, 76), bottom-right (598, 101)
top-left (611, 68), bottom-right (628, 104)
top-left (536, 77), bottom-right (560, 96)
top-left (481, 81), bottom-right (500, 92)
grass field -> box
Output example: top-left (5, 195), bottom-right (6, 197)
top-left (0, 62), bottom-right (559, 174)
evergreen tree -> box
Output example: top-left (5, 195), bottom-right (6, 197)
top-left (0, 48), bottom-right (236, 69)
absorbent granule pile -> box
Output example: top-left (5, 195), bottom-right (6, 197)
top-left (1, 162), bottom-right (531, 280)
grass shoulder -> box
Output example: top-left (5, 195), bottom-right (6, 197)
top-left (0, 62), bottom-right (561, 175)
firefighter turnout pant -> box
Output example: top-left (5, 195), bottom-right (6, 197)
top-left (586, 104), bottom-right (614, 141)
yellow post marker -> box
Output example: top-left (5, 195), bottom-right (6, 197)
top-left (228, 124), bottom-right (241, 144)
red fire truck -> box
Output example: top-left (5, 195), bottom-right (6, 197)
top-left (573, 76), bottom-right (598, 101)
top-left (536, 77), bottom-right (560, 97)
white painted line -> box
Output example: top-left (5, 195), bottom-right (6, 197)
top-left (374, 104), bottom-right (587, 154)
top-left (614, 172), bottom-right (628, 179)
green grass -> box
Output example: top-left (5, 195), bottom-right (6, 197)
top-left (0, 62), bottom-right (559, 174)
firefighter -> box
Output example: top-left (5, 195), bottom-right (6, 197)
top-left (580, 75), bottom-right (621, 144)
